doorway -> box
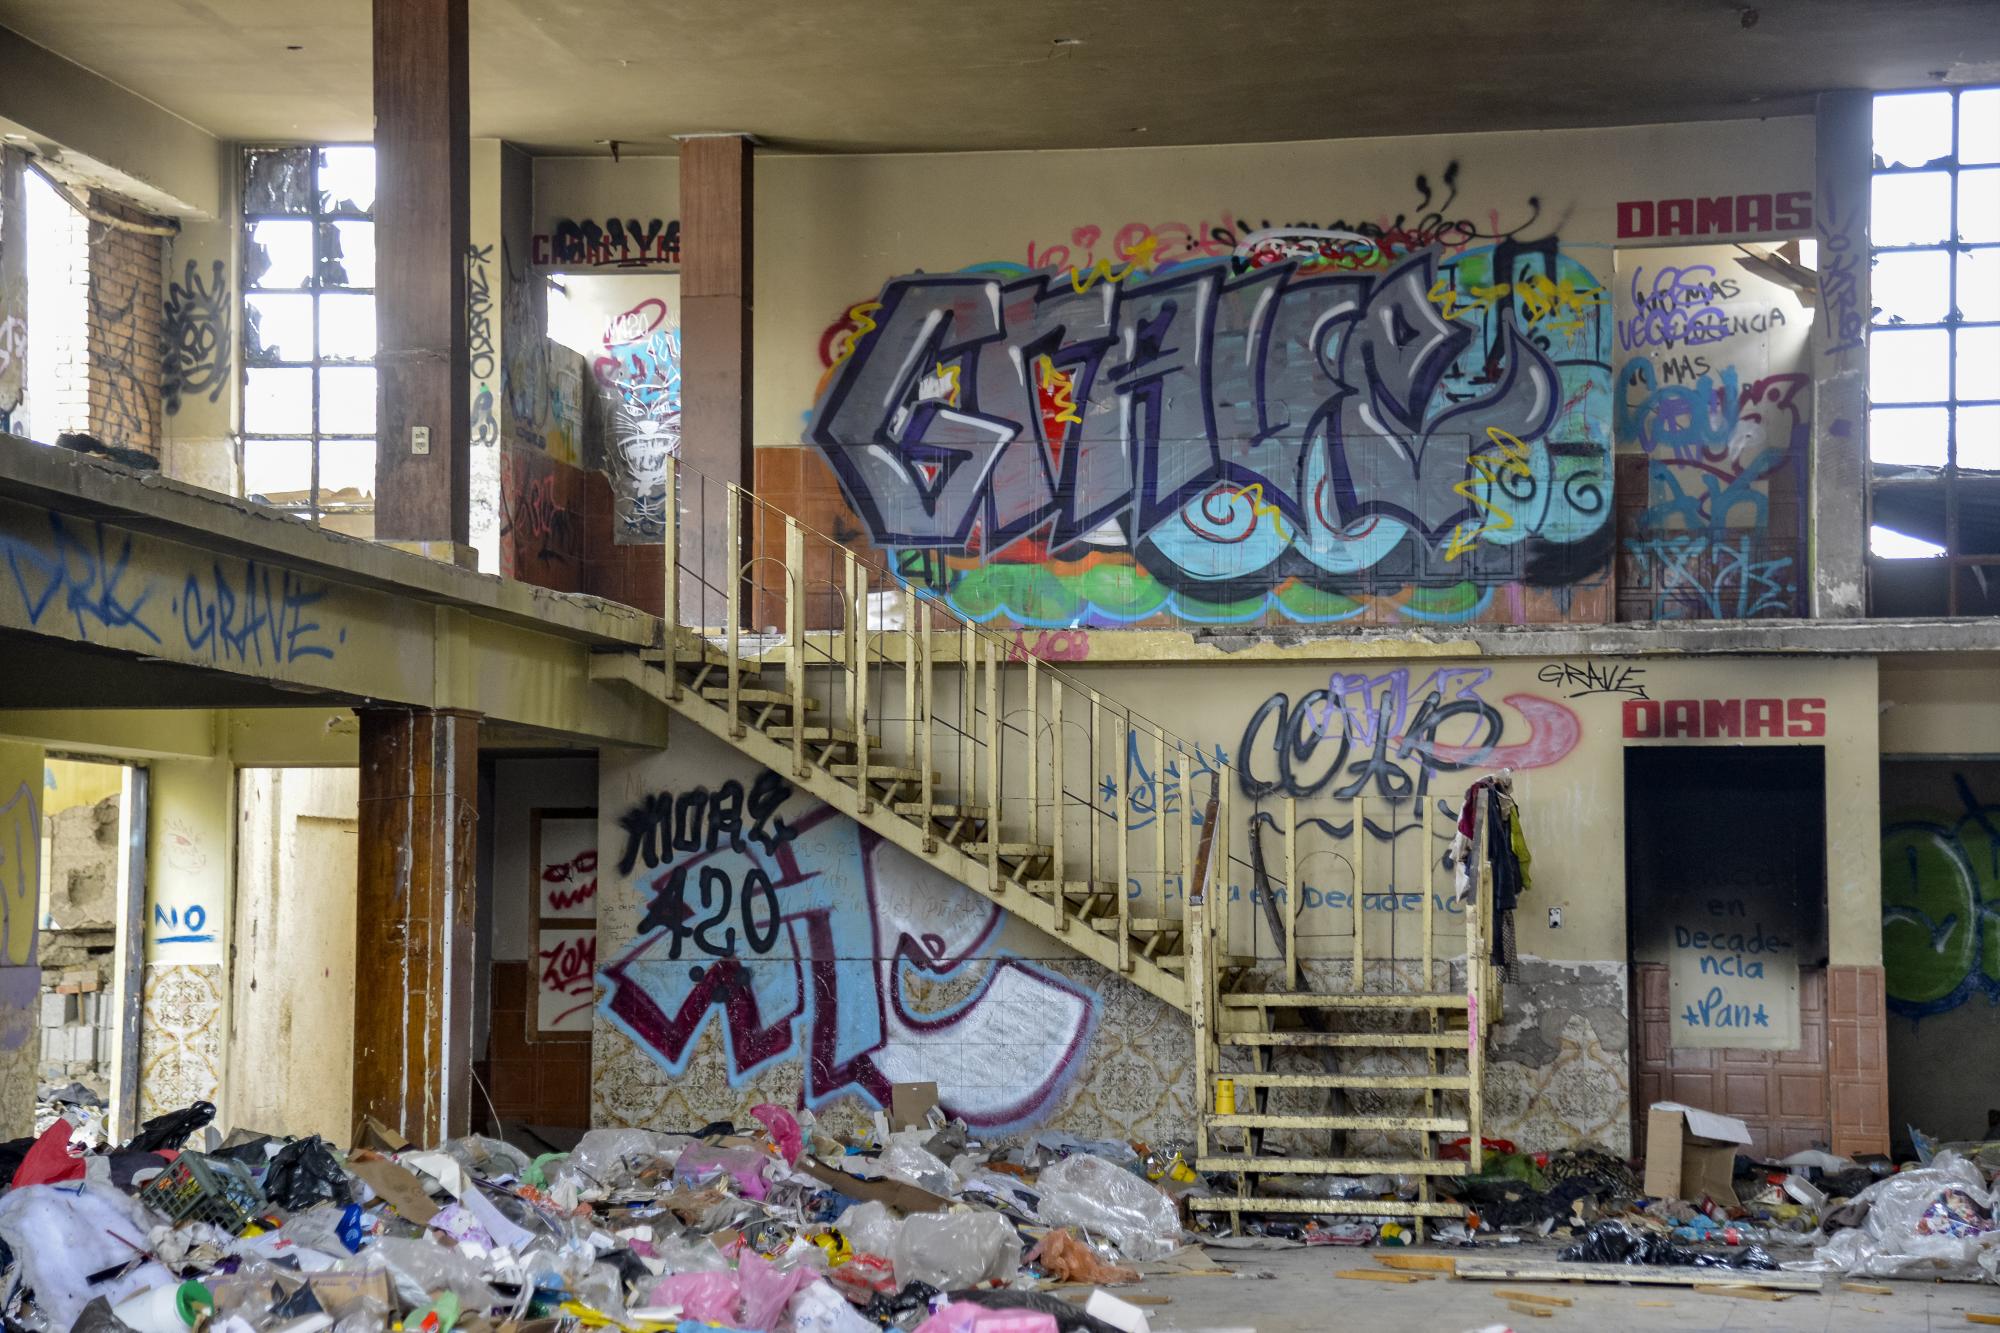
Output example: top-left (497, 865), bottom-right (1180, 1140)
top-left (1625, 745), bottom-right (1829, 1157)
top-left (225, 769), bottom-right (358, 1142)
top-left (37, 758), bottom-right (146, 1141)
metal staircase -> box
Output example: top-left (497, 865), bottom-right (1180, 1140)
top-left (589, 460), bottom-right (1498, 1237)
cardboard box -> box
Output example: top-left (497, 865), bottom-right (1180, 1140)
top-left (1644, 1102), bottom-right (1753, 1205)
top-left (889, 1081), bottom-right (938, 1131)
top-left (797, 1155), bottom-right (955, 1215)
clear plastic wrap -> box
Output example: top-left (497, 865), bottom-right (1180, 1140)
top-left (891, 1211), bottom-right (1023, 1290)
top-left (879, 1132), bottom-right (956, 1197)
top-left (837, 1200), bottom-right (905, 1260)
top-left (786, 1279), bottom-right (880, 1333)
top-left (560, 1128), bottom-right (691, 1191)
top-left (1033, 1154), bottom-right (1183, 1261)
top-left (675, 1143), bottom-right (772, 1200)
top-left (1787, 1151), bottom-right (2000, 1282)
top-left (337, 1236), bottom-right (498, 1310)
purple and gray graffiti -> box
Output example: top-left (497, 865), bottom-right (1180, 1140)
top-left (601, 782), bottom-right (1096, 1130)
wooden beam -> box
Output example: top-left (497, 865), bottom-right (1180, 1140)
top-left (373, 0), bottom-right (471, 549)
top-left (353, 706), bottom-right (479, 1143)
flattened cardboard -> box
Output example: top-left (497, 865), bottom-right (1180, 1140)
top-left (890, 1081), bottom-right (938, 1131)
top-left (798, 1155), bottom-right (953, 1214)
top-left (347, 1153), bottom-right (441, 1223)
top-left (1645, 1103), bottom-right (1752, 1205)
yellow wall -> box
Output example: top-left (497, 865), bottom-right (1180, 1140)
top-left (747, 117), bottom-right (1813, 445)
top-left (0, 737), bottom-right (44, 1137)
top-left (1880, 658), bottom-right (2000, 756)
top-left (44, 757), bottom-right (124, 815)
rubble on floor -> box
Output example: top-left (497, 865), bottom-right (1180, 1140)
top-left (5, 1104), bottom-right (1998, 1333)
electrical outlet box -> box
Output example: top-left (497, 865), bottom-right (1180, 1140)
top-left (411, 425), bottom-right (431, 455)
top-left (1547, 906), bottom-right (1563, 929)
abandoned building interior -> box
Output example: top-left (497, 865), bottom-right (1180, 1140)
top-left (0, 1), bottom-right (1999, 1329)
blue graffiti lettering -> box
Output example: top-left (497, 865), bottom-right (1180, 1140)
top-left (1, 512), bottom-right (160, 644)
top-left (175, 561), bottom-right (344, 665)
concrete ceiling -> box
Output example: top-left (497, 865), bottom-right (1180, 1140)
top-left (3, 0), bottom-right (2000, 155)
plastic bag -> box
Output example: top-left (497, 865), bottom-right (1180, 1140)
top-left (838, 1201), bottom-right (905, 1261)
top-left (892, 1211), bottom-right (1023, 1290)
top-left (738, 1250), bottom-right (813, 1332)
top-left (0, 1183), bottom-right (177, 1329)
top-left (677, 1143), bottom-right (771, 1200)
top-left (879, 1132), bottom-right (955, 1197)
top-left (126, 1101), bottom-right (216, 1153)
top-left (440, 1134), bottom-right (534, 1182)
top-left (1025, 1228), bottom-right (1138, 1285)
top-left (752, 1105), bottom-right (804, 1165)
top-left (338, 1235), bottom-right (498, 1310)
top-left (563, 1128), bottom-right (690, 1190)
top-left (1789, 1151), bottom-right (2000, 1281)
top-left (1560, 1220), bottom-right (1776, 1270)
top-left (263, 1136), bottom-right (351, 1210)
top-left (11, 1119), bottom-right (84, 1187)
top-left (1034, 1155), bottom-right (1183, 1261)
top-left (786, 1279), bottom-right (879, 1333)
top-left (649, 1271), bottom-right (740, 1323)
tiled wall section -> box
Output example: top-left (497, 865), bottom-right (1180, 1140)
top-left (1633, 963), bottom-right (1832, 1159)
top-left (498, 445), bottom-right (664, 616)
top-left (139, 962), bottom-right (223, 1122)
top-left (1828, 963), bottom-right (1891, 1157)
top-left (477, 960), bottom-right (591, 1130)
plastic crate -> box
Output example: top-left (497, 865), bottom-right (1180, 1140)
top-left (138, 1152), bottom-right (265, 1233)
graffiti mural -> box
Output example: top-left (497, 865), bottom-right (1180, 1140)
top-left (593, 298), bottom-right (681, 543)
top-left (1883, 772), bottom-right (2000, 1018)
top-left (1613, 256), bottom-right (1809, 620)
top-left (601, 780), bottom-right (1097, 1130)
top-left (162, 259), bottom-right (230, 416)
top-left (805, 176), bottom-right (1612, 629)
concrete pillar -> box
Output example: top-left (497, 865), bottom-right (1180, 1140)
top-left (679, 136), bottom-right (753, 621)
top-left (372, 0), bottom-right (473, 560)
top-left (353, 707), bottom-right (478, 1144)
top-left (1811, 91), bottom-right (1871, 618)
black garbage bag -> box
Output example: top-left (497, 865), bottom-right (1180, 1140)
top-left (1559, 1219), bottom-right (1777, 1270)
top-left (861, 1281), bottom-right (940, 1325)
top-left (68, 1297), bottom-right (140, 1333)
top-left (262, 1136), bottom-right (351, 1211)
top-left (125, 1101), bottom-right (215, 1153)
top-left (947, 1289), bottom-right (1125, 1333)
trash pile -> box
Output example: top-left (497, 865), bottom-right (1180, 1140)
top-left (0, 1098), bottom-right (1202, 1333)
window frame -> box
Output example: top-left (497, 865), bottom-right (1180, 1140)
top-left (1869, 87), bottom-right (2000, 613)
top-left (238, 142), bottom-right (377, 527)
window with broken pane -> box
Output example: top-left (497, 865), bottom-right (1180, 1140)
top-left (1870, 88), bottom-right (2000, 614)
top-left (240, 144), bottom-right (377, 534)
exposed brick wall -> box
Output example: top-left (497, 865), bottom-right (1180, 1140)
top-left (475, 959), bottom-right (591, 1130)
top-left (82, 192), bottom-right (165, 457)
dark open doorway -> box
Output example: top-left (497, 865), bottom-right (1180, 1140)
top-left (1625, 745), bottom-right (1829, 1157)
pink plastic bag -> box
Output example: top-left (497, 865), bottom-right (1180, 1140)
top-left (674, 1143), bottom-right (770, 1200)
top-left (913, 1305), bottom-right (1056, 1333)
top-left (750, 1104), bottom-right (802, 1164)
top-left (648, 1271), bottom-right (740, 1323)
top-left (736, 1249), bottom-right (811, 1331)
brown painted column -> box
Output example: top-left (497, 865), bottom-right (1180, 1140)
top-left (679, 136), bottom-right (753, 621)
top-left (354, 707), bottom-right (478, 1144)
top-left (373, 0), bottom-right (472, 559)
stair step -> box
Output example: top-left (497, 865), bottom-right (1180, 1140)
top-left (1195, 1156), bottom-right (1468, 1176)
top-left (893, 803), bottom-right (985, 817)
top-left (1126, 917), bottom-right (1183, 933)
top-left (1028, 879), bottom-right (1118, 894)
top-left (1220, 992), bottom-right (1470, 1009)
top-left (1159, 953), bottom-right (1255, 973)
top-left (1208, 1114), bottom-right (1469, 1133)
top-left (830, 765), bottom-right (939, 783)
top-left (987, 843), bottom-right (1053, 859)
top-left (1221, 1072), bottom-right (1471, 1091)
top-left (1186, 1197), bottom-right (1464, 1217)
top-left (1220, 1033), bottom-right (1466, 1050)
top-left (764, 725), bottom-right (880, 746)
top-left (700, 688), bottom-right (820, 708)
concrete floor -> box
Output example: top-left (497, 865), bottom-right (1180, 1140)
top-left (1102, 1247), bottom-right (2000, 1332)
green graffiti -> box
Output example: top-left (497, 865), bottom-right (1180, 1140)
top-left (1881, 773), bottom-right (2000, 1017)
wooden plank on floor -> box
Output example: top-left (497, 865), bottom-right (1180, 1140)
top-left (1452, 1259), bottom-right (1823, 1292)
top-left (1376, 1254), bottom-right (1459, 1273)
top-left (1493, 1289), bottom-right (1574, 1307)
top-left (1336, 1269), bottom-right (1428, 1283)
